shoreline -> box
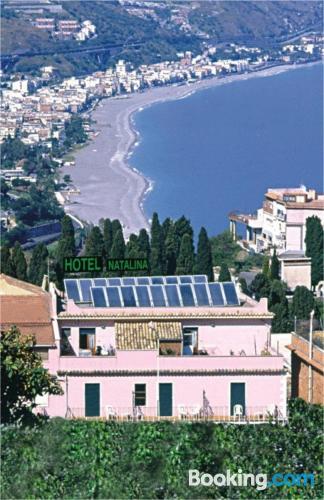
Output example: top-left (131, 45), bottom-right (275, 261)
top-left (64, 61), bottom-right (321, 236)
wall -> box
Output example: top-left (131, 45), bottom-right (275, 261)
top-left (281, 260), bottom-right (311, 290)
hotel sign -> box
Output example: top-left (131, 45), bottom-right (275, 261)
top-left (63, 257), bottom-right (149, 273)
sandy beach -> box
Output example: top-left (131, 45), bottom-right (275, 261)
top-left (63, 62), bottom-right (315, 236)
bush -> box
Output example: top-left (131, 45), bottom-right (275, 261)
top-left (1, 400), bottom-right (323, 499)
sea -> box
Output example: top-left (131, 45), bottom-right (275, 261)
top-left (130, 63), bottom-right (323, 238)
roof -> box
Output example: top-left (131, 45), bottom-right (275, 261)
top-left (0, 274), bottom-right (55, 346)
top-left (278, 250), bottom-right (311, 261)
top-left (116, 321), bottom-right (182, 350)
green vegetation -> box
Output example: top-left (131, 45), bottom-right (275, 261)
top-left (28, 243), bottom-right (49, 286)
top-left (1, 399), bottom-right (322, 498)
top-left (218, 263), bottom-right (231, 282)
top-left (9, 242), bottom-right (27, 281)
top-left (0, 327), bottom-right (62, 425)
top-left (176, 233), bottom-right (195, 275)
top-left (291, 286), bottom-right (316, 320)
top-left (305, 216), bottom-right (324, 287)
top-left (194, 227), bottom-right (213, 281)
top-left (150, 212), bottom-right (164, 276)
top-left (270, 248), bottom-right (280, 281)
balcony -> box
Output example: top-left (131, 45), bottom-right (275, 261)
top-left (67, 405), bottom-right (287, 424)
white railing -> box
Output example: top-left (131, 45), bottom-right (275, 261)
top-left (68, 405), bottom-right (287, 423)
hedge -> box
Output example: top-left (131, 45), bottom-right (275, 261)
top-left (1, 399), bottom-right (323, 499)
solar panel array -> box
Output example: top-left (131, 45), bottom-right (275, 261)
top-left (64, 275), bottom-right (240, 308)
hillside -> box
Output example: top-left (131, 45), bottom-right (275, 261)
top-left (1, 0), bottom-right (323, 77)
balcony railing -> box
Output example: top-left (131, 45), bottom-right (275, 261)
top-left (67, 405), bottom-right (287, 424)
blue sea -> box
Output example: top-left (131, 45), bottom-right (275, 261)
top-left (131, 64), bottom-right (323, 238)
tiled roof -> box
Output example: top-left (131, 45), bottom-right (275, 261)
top-left (116, 321), bottom-right (182, 350)
top-left (0, 274), bottom-right (54, 346)
top-left (59, 310), bottom-right (274, 320)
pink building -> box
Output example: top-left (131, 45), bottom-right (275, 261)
top-left (38, 275), bottom-right (288, 422)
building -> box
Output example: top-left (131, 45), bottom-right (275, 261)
top-left (229, 186), bottom-right (324, 254)
top-left (229, 186), bottom-right (324, 290)
top-left (0, 274), bottom-right (57, 363)
top-left (16, 274), bottom-right (287, 422)
top-left (288, 331), bottom-right (324, 405)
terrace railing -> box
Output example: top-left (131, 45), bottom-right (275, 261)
top-left (68, 405), bottom-right (287, 424)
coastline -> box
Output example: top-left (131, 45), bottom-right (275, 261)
top-left (64, 61), bottom-right (321, 236)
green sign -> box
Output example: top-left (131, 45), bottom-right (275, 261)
top-left (63, 257), bottom-right (149, 273)
top-left (63, 257), bottom-right (103, 272)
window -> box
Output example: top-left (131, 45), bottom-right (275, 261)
top-left (79, 328), bottom-right (95, 351)
top-left (182, 327), bottom-right (198, 355)
top-left (134, 384), bottom-right (146, 406)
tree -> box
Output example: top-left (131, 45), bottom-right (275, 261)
top-left (270, 248), bottom-right (280, 280)
top-left (29, 244), bottom-right (49, 285)
top-left (103, 218), bottom-right (113, 258)
top-left (210, 231), bottom-right (241, 268)
top-left (85, 226), bottom-right (104, 257)
top-left (238, 277), bottom-right (249, 295)
top-left (262, 256), bottom-right (270, 277)
top-left (218, 263), bottom-right (231, 282)
top-left (268, 280), bottom-right (286, 309)
top-left (110, 229), bottom-right (126, 276)
top-left (291, 286), bottom-right (315, 320)
top-left (0, 327), bottom-right (62, 424)
top-left (174, 216), bottom-right (193, 254)
top-left (164, 223), bottom-right (178, 275)
top-left (176, 234), bottom-right (195, 275)
top-left (11, 242), bottom-right (27, 281)
top-left (138, 228), bottom-right (150, 260)
top-left (61, 215), bottom-right (75, 242)
top-left (271, 302), bottom-right (292, 333)
top-left (0, 246), bottom-right (14, 276)
top-left (194, 227), bottom-right (213, 281)
top-left (150, 213), bottom-right (164, 275)
top-left (250, 273), bottom-right (271, 301)
top-left (55, 216), bottom-right (76, 286)
top-left (111, 219), bottom-right (123, 239)
top-left (305, 216), bottom-right (323, 287)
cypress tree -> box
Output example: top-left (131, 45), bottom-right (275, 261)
top-left (110, 229), bottom-right (126, 276)
top-left (103, 218), bottom-right (113, 258)
top-left (85, 226), bottom-right (104, 257)
top-left (0, 246), bottom-right (14, 276)
top-left (270, 248), bottom-right (280, 280)
top-left (262, 256), bottom-right (270, 277)
top-left (291, 286), bottom-right (315, 320)
top-left (61, 215), bottom-right (75, 240)
top-left (150, 213), bottom-right (163, 275)
top-left (194, 227), bottom-right (213, 281)
top-left (218, 263), bottom-right (231, 282)
top-left (176, 234), bottom-right (195, 275)
top-left (11, 242), bottom-right (27, 281)
top-left (268, 280), bottom-right (286, 309)
top-left (238, 277), bottom-right (249, 295)
top-left (138, 228), bottom-right (150, 260)
top-left (162, 217), bottom-right (172, 241)
top-left (164, 223), bottom-right (178, 275)
top-left (29, 243), bottom-right (48, 285)
top-left (111, 219), bottom-right (123, 239)
top-left (125, 234), bottom-right (141, 276)
top-left (305, 216), bottom-right (324, 287)
top-left (271, 301), bottom-right (292, 333)
top-left (250, 273), bottom-right (271, 301)
top-left (174, 216), bottom-right (193, 254)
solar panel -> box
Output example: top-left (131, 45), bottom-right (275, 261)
top-left (223, 282), bottom-right (240, 306)
top-left (193, 275), bottom-right (207, 284)
top-left (122, 277), bottom-right (136, 286)
top-left (179, 276), bottom-right (193, 284)
top-left (91, 287), bottom-right (107, 307)
top-left (120, 286), bottom-right (137, 307)
top-left (135, 285), bottom-right (151, 307)
top-left (165, 276), bottom-right (178, 284)
top-left (165, 284), bottom-right (181, 307)
top-left (137, 277), bottom-right (150, 285)
top-left (179, 284), bottom-right (195, 306)
top-left (107, 278), bottom-right (121, 286)
top-left (65, 279), bottom-right (81, 302)
top-left (80, 279), bottom-right (93, 302)
top-left (106, 286), bottom-right (122, 307)
top-left (151, 277), bottom-right (164, 285)
top-left (93, 278), bottom-right (107, 287)
top-left (150, 285), bottom-right (166, 306)
top-left (194, 284), bottom-right (210, 306)
top-left (208, 283), bottom-right (225, 306)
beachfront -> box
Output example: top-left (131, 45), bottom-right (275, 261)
top-left (64, 63), bottom-right (316, 236)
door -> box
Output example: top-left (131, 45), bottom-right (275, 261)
top-left (230, 383), bottom-right (245, 416)
top-left (85, 383), bottom-right (100, 417)
top-left (159, 383), bottom-right (172, 416)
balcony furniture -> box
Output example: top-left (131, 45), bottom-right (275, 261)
top-left (188, 405), bottom-right (201, 419)
top-left (178, 405), bottom-right (188, 419)
top-left (105, 406), bottom-right (117, 420)
top-left (233, 404), bottom-right (244, 420)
